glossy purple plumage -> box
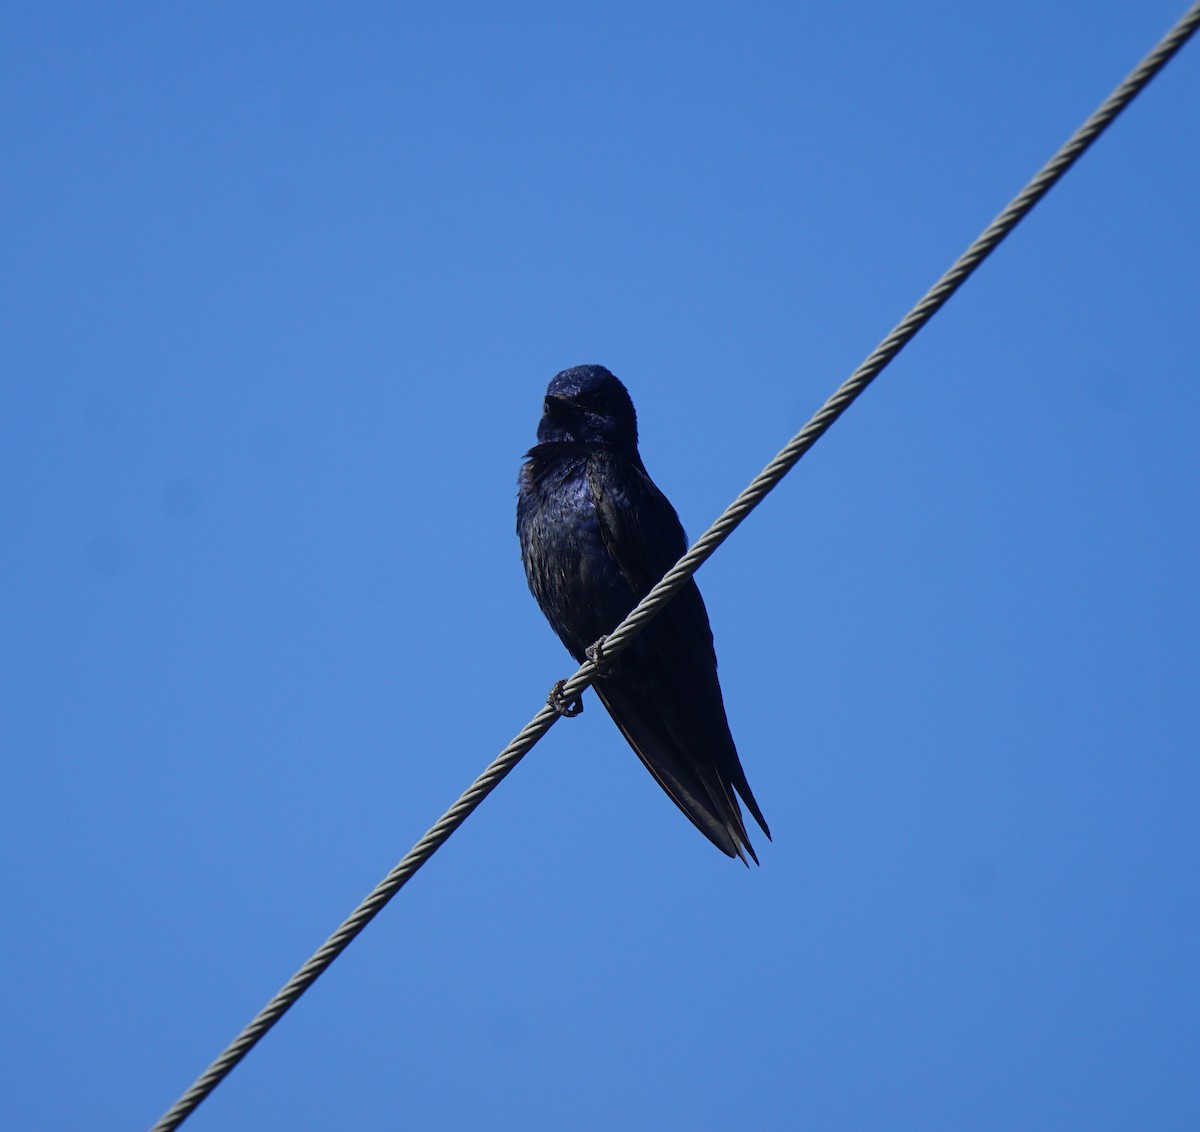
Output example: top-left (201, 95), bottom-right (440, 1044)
top-left (517, 365), bottom-right (769, 862)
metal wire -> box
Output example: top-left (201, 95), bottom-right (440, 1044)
top-left (150, 5), bottom-right (1200, 1129)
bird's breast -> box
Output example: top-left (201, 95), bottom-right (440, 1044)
top-left (517, 452), bottom-right (633, 659)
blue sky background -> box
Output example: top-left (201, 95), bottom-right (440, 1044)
top-left (3, 4), bottom-right (1198, 1129)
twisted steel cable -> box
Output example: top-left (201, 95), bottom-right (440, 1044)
top-left (150, 5), bottom-right (1200, 1128)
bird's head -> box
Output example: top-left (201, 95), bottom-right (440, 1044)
top-left (536, 365), bottom-right (638, 449)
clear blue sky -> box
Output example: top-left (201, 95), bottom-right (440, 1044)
top-left (3, 4), bottom-right (1198, 1129)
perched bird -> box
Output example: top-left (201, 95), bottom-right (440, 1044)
top-left (517, 365), bottom-right (770, 862)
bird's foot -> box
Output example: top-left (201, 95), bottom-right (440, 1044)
top-left (548, 679), bottom-right (584, 718)
top-left (585, 635), bottom-right (612, 676)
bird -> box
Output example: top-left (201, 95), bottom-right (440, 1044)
top-left (516, 364), bottom-right (770, 863)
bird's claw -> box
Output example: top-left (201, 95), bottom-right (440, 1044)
top-left (548, 679), bottom-right (584, 718)
top-left (585, 635), bottom-right (612, 676)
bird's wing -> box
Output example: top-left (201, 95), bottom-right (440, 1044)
top-left (587, 451), bottom-right (770, 860)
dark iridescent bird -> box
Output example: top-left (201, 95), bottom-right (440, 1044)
top-left (516, 365), bottom-right (770, 862)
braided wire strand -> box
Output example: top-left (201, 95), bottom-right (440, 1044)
top-left (149, 703), bottom-right (563, 1131)
top-left (150, 6), bottom-right (1200, 1129)
top-left (598, 0), bottom-right (1200, 663)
